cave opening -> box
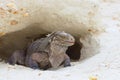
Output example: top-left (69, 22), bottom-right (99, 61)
top-left (0, 22), bottom-right (97, 65)
top-left (0, 31), bottom-right (82, 62)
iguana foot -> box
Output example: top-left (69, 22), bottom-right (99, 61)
top-left (26, 57), bottom-right (39, 69)
top-left (64, 56), bottom-right (71, 67)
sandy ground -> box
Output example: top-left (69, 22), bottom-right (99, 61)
top-left (0, 50), bottom-right (120, 80)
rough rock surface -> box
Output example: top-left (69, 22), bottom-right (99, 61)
top-left (0, 0), bottom-right (120, 80)
top-left (0, 0), bottom-right (101, 59)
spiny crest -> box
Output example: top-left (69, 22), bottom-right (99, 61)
top-left (46, 31), bottom-right (65, 37)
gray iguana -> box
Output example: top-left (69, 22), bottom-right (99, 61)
top-left (8, 31), bottom-right (75, 70)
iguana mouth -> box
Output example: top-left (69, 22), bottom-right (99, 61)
top-left (65, 41), bottom-right (75, 44)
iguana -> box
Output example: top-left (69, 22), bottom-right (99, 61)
top-left (8, 31), bottom-right (75, 70)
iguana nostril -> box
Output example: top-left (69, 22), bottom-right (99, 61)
top-left (72, 38), bottom-right (74, 41)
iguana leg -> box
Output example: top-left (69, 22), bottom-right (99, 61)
top-left (8, 54), bottom-right (16, 65)
top-left (26, 56), bottom-right (39, 69)
top-left (31, 52), bottom-right (51, 70)
top-left (8, 50), bottom-right (25, 65)
top-left (64, 54), bottom-right (71, 67)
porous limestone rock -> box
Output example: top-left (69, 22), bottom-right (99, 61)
top-left (0, 0), bottom-right (120, 63)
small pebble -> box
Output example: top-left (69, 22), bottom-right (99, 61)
top-left (10, 20), bottom-right (18, 25)
top-left (89, 76), bottom-right (97, 80)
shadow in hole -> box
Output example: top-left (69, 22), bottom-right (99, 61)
top-left (66, 37), bottom-right (82, 61)
top-left (0, 23), bottom-right (49, 60)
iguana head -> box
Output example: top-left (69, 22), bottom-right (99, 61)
top-left (49, 31), bottom-right (75, 47)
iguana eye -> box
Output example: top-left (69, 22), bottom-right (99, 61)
top-left (61, 36), bottom-right (66, 39)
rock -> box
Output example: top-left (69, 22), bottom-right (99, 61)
top-left (0, 0), bottom-right (120, 63)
